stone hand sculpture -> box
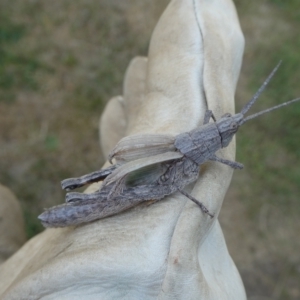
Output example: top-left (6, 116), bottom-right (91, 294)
top-left (0, 0), bottom-right (246, 298)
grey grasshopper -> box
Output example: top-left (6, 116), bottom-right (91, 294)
top-left (39, 63), bottom-right (300, 228)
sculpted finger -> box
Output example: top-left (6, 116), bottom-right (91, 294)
top-left (158, 0), bottom-right (245, 298)
top-left (198, 0), bottom-right (245, 164)
top-left (129, 1), bottom-right (207, 135)
top-left (100, 56), bottom-right (148, 158)
top-left (99, 96), bottom-right (126, 158)
top-left (123, 56), bottom-right (148, 134)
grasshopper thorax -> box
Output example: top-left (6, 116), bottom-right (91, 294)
top-left (216, 113), bottom-right (243, 148)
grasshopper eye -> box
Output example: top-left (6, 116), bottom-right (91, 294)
top-left (231, 122), bottom-right (238, 129)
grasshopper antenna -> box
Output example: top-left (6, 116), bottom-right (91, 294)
top-left (241, 97), bottom-right (300, 124)
top-left (240, 61), bottom-right (282, 116)
top-left (238, 60), bottom-right (300, 125)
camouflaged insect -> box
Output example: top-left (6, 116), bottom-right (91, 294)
top-left (39, 62), bottom-right (300, 227)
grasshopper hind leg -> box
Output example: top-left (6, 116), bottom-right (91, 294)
top-left (61, 165), bottom-right (118, 191)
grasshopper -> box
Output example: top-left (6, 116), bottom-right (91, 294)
top-left (38, 62), bottom-right (300, 227)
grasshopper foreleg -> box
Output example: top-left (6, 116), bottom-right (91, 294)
top-left (203, 110), bottom-right (217, 125)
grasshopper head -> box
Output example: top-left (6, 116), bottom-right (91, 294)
top-left (216, 113), bottom-right (243, 147)
top-left (215, 62), bottom-right (300, 148)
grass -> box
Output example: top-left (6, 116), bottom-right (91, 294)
top-left (234, 0), bottom-right (300, 216)
top-left (0, 14), bottom-right (38, 102)
top-left (226, 1), bottom-right (300, 298)
top-left (0, 0), bottom-right (167, 239)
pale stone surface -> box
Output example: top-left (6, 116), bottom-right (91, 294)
top-left (0, 0), bottom-right (246, 298)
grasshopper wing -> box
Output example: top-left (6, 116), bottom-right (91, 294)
top-left (61, 134), bottom-right (175, 192)
top-left (108, 134), bottom-right (176, 163)
top-left (103, 151), bottom-right (183, 187)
